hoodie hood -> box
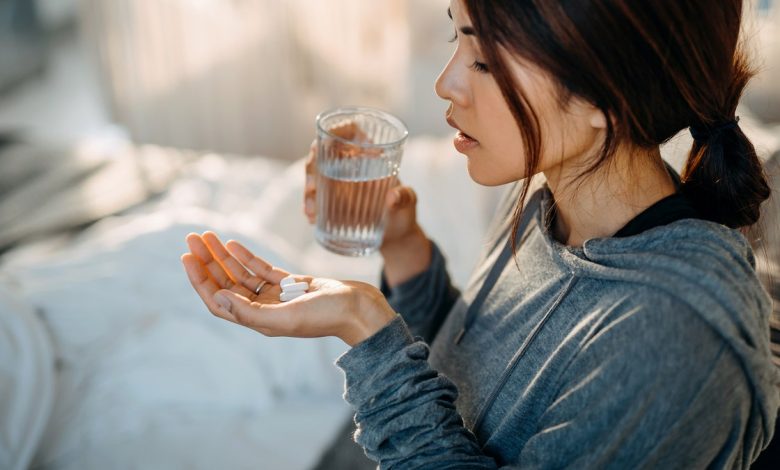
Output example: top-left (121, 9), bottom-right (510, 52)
top-left (535, 187), bottom-right (780, 444)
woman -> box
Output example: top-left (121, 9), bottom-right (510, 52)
top-left (182, 0), bottom-right (780, 467)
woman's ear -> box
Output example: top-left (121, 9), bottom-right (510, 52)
top-left (588, 108), bottom-right (608, 129)
top-left (570, 96), bottom-right (608, 130)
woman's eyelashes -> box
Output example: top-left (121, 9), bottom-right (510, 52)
top-left (448, 32), bottom-right (490, 74)
top-left (470, 60), bottom-right (489, 73)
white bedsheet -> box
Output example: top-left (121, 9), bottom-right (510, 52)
top-left (1, 213), bottom-right (353, 469)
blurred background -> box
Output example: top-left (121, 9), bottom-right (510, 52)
top-left (0, 0), bottom-right (455, 159)
top-left (0, 1), bottom-right (779, 469)
top-left (1, 0), bottom-right (779, 156)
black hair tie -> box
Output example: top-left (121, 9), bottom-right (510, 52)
top-left (689, 116), bottom-right (740, 142)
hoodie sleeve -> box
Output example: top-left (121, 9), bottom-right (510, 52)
top-left (379, 240), bottom-right (460, 343)
top-left (335, 315), bottom-right (497, 469)
top-left (335, 298), bottom-right (766, 469)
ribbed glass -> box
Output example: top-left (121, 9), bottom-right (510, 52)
top-left (314, 107), bottom-right (408, 256)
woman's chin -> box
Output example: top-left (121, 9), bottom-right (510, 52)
top-left (465, 160), bottom-right (508, 187)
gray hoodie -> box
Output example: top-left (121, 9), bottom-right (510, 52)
top-left (335, 183), bottom-right (780, 469)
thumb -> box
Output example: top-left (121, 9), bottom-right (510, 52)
top-left (214, 290), bottom-right (253, 324)
top-left (387, 186), bottom-right (417, 210)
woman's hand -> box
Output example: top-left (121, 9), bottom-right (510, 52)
top-left (181, 231), bottom-right (397, 346)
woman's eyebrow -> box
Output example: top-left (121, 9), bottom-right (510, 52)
top-left (447, 7), bottom-right (477, 36)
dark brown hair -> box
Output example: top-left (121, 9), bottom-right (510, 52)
top-left (462, 0), bottom-right (770, 250)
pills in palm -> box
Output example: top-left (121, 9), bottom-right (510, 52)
top-left (280, 290), bottom-right (306, 302)
top-left (280, 275), bottom-right (296, 288)
top-left (279, 275), bottom-right (309, 302)
top-left (283, 281), bottom-right (309, 292)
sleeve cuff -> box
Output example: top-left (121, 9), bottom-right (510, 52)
top-left (380, 241), bottom-right (447, 312)
top-left (335, 314), bottom-right (414, 374)
top-left (335, 314), bottom-right (432, 409)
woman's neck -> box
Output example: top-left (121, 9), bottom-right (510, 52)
top-left (543, 145), bottom-right (677, 247)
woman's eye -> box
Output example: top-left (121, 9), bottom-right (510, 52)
top-left (470, 60), bottom-right (489, 73)
top-left (448, 31), bottom-right (457, 43)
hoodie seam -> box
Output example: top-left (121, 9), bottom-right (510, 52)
top-left (471, 274), bottom-right (581, 434)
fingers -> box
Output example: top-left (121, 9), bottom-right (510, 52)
top-left (305, 139), bottom-right (317, 224)
top-left (304, 177), bottom-right (317, 224)
top-left (328, 121), bottom-right (365, 141)
top-left (387, 185), bottom-right (418, 210)
top-left (214, 289), bottom-right (299, 336)
top-left (305, 139), bottom-right (317, 177)
top-left (184, 232), bottom-right (305, 331)
top-left (201, 232), bottom-right (257, 295)
top-left (322, 122), bottom-right (379, 158)
top-left (304, 198), bottom-right (316, 224)
top-left (224, 239), bottom-right (290, 284)
top-left (181, 253), bottom-right (238, 323)
top-left (185, 233), bottom-right (234, 290)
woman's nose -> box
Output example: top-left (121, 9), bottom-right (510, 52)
top-left (435, 53), bottom-right (468, 107)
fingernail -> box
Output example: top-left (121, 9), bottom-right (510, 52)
top-left (214, 292), bottom-right (231, 312)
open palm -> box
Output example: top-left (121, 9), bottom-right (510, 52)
top-left (181, 231), bottom-right (393, 344)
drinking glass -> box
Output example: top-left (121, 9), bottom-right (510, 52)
top-left (314, 106), bottom-right (408, 256)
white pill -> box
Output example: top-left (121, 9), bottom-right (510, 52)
top-left (282, 281), bottom-right (309, 293)
top-left (280, 275), bottom-right (297, 288)
top-left (280, 290), bottom-right (306, 302)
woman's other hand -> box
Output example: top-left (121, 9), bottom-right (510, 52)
top-left (303, 121), bottom-right (371, 224)
top-left (181, 231), bottom-right (397, 346)
top-left (303, 139), bottom-right (319, 224)
top-left (378, 186), bottom-right (432, 288)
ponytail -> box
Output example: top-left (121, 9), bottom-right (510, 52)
top-left (681, 57), bottom-right (771, 229)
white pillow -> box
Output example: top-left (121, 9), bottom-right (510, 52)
top-left (0, 283), bottom-right (55, 470)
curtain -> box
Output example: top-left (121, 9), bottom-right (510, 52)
top-left (79, 0), bottom-right (451, 160)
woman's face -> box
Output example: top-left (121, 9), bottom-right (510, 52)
top-left (435, 0), bottom-right (606, 186)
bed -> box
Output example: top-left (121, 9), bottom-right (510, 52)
top-left (1, 111), bottom-right (778, 469)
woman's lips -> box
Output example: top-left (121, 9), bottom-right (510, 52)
top-left (453, 131), bottom-right (479, 153)
top-left (446, 115), bottom-right (479, 153)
